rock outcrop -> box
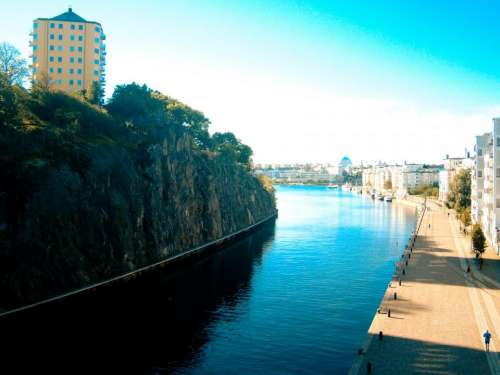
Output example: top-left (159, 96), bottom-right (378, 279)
top-left (0, 89), bottom-right (276, 310)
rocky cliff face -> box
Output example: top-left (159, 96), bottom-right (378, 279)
top-left (0, 126), bottom-right (276, 309)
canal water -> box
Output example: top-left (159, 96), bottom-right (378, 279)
top-left (0, 186), bottom-right (417, 374)
top-left (164, 186), bottom-right (417, 374)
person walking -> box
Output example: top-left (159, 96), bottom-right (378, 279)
top-left (483, 330), bottom-right (492, 352)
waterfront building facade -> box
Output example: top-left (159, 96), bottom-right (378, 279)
top-left (30, 8), bottom-right (106, 94)
top-left (362, 164), bottom-right (439, 197)
top-left (471, 119), bottom-right (500, 253)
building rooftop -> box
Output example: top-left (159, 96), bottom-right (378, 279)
top-left (36, 7), bottom-right (101, 25)
top-left (51, 7), bottom-right (86, 22)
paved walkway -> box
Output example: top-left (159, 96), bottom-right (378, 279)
top-left (349, 201), bottom-right (500, 375)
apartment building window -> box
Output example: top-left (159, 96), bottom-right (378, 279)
top-left (57, 46), bottom-right (63, 52)
top-left (95, 37), bottom-right (99, 43)
top-left (78, 57), bottom-right (82, 63)
top-left (70, 24), bottom-right (75, 30)
top-left (58, 23), bottom-right (63, 29)
top-left (57, 79), bottom-right (62, 85)
top-left (49, 45), bottom-right (54, 51)
top-left (94, 59), bottom-right (99, 65)
top-left (70, 46), bottom-right (75, 52)
top-left (78, 46), bottom-right (83, 52)
top-left (78, 36), bottom-right (83, 42)
top-left (33, 45), bottom-right (38, 51)
top-left (33, 22), bottom-right (38, 29)
top-left (478, 171), bottom-right (483, 178)
top-left (69, 68), bottom-right (74, 74)
top-left (49, 67), bottom-right (54, 73)
top-left (50, 34), bottom-right (54, 40)
top-left (70, 35), bottom-right (75, 41)
top-left (69, 80), bottom-right (74, 85)
top-left (478, 149), bottom-right (483, 156)
top-left (50, 23), bottom-right (55, 28)
top-left (497, 137), bottom-right (500, 147)
top-left (32, 67), bottom-right (37, 73)
top-left (77, 68), bottom-right (82, 75)
top-left (57, 57), bottom-right (62, 63)
top-left (497, 168), bottom-right (500, 178)
top-left (33, 56), bottom-right (37, 63)
top-left (57, 68), bottom-right (62, 74)
top-left (33, 34), bottom-right (38, 40)
top-left (94, 70), bottom-right (99, 76)
top-left (70, 57), bottom-right (75, 63)
top-left (49, 56), bottom-right (54, 62)
top-left (58, 35), bottom-right (63, 41)
top-left (95, 26), bottom-right (100, 32)
top-left (77, 80), bottom-right (82, 86)
top-left (78, 25), bottom-right (83, 30)
top-left (94, 48), bottom-right (99, 54)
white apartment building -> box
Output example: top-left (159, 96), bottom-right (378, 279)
top-left (472, 119), bottom-right (500, 253)
top-left (362, 164), bottom-right (439, 197)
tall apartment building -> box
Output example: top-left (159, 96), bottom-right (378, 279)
top-left (471, 119), bottom-right (500, 253)
top-left (30, 8), bottom-right (106, 94)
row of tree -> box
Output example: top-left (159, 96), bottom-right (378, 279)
top-left (445, 169), bottom-right (487, 259)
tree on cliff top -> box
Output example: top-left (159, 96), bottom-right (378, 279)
top-left (105, 83), bottom-right (253, 167)
top-left (0, 42), bottom-right (29, 86)
top-left (211, 132), bottom-right (253, 166)
top-left (106, 83), bottom-right (164, 124)
top-left (106, 83), bottom-right (211, 149)
top-left (86, 81), bottom-right (105, 107)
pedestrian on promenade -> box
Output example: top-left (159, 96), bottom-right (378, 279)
top-left (483, 330), bottom-right (492, 352)
top-left (428, 223), bottom-right (431, 229)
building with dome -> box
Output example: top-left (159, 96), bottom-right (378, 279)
top-left (338, 156), bottom-right (353, 175)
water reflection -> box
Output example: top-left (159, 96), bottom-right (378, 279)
top-left (0, 186), bottom-right (417, 375)
top-left (0, 224), bottom-right (276, 374)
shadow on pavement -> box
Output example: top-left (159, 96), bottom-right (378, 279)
top-left (355, 333), bottom-right (491, 375)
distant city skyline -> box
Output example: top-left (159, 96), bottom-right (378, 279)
top-left (2, 1), bottom-right (500, 164)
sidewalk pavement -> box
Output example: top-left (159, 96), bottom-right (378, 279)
top-left (349, 201), bottom-right (500, 375)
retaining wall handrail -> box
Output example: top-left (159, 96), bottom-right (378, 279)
top-left (0, 211), bottom-right (278, 319)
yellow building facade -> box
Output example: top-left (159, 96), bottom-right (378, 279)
top-left (31, 8), bottom-right (106, 94)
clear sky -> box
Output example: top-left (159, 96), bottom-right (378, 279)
top-left (3, 0), bottom-right (500, 164)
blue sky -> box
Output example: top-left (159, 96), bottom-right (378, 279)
top-left (3, 1), bottom-right (500, 164)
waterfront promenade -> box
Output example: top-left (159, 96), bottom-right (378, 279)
top-left (350, 200), bottom-right (500, 375)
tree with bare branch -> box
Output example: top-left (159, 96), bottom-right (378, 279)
top-left (0, 42), bottom-right (28, 85)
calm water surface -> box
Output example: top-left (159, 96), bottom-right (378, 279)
top-left (168, 185), bottom-right (417, 374)
top-left (1, 186), bottom-right (417, 374)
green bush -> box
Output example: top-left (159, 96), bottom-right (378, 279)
top-left (408, 185), bottom-right (438, 197)
top-left (472, 224), bottom-right (486, 257)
